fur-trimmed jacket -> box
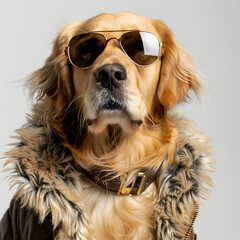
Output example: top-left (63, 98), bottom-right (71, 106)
top-left (0, 112), bottom-right (213, 240)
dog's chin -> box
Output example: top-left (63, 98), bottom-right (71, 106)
top-left (87, 110), bottom-right (142, 135)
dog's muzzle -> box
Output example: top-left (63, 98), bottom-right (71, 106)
top-left (86, 63), bottom-right (143, 130)
top-left (95, 64), bottom-right (127, 112)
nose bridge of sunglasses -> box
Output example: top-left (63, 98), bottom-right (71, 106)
top-left (98, 31), bottom-right (122, 39)
top-left (101, 37), bottom-right (124, 54)
top-left (98, 31), bottom-right (124, 47)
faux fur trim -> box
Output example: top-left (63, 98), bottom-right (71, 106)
top-left (4, 111), bottom-right (214, 240)
top-left (155, 111), bottom-right (214, 239)
top-left (5, 123), bottom-right (93, 239)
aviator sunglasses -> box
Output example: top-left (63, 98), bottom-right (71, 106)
top-left (65, 30), bottom-right (164, 68)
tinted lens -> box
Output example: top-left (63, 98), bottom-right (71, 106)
top-left (120, 31), bottom-right (160, 66)
top-left (68, 33), bottom-right (106, 68)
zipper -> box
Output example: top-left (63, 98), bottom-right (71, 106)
top-left (183, 202), bottom-right (199, 240)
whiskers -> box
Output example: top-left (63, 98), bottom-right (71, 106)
top-left (74, 100), bottom-right (88, 148)
top-left (63, 94), bottom-right (85, 119)
top-left (140, 96), bottom-right (158, 136)
top-left (62, 93), bottom-right (89, 148)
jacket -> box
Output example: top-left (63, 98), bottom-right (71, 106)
top-left (0, 111), bottom-right (214, 240)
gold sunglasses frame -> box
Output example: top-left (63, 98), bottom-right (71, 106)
top-left (64, 30), bottom-right (164, 69)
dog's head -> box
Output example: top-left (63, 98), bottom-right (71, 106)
top-left (29, 12), bottom-right (201, 160)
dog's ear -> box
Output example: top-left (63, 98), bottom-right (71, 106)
top-left (28, 22), bottom-right (80, 119)
top-left (153, 20), bottom-right (202, 109)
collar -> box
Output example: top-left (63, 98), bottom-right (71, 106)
top-left (80, 167), bottom-right (159, 196)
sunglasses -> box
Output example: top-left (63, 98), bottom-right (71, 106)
top-left (65, 30), bottom-right (164, 68)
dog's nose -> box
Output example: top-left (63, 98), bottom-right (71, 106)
top-left (95, 64), bottom-right (127, 89)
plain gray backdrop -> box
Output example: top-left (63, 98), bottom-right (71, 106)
top-left (0, 0), bottom-right (239, 239)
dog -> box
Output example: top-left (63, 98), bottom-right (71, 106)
top-left (1, 12), bottom-right (214, 240)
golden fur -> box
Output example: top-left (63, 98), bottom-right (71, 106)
top-left (29, 12), bottom-right (201, 170)
top-left (5, 12), bottom-right (214, 240)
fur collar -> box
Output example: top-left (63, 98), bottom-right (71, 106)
top-left (4, 111), bottom-right (214, 240)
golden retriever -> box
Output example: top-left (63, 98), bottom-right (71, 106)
top-left (4, 12), bottom-right (214, 240)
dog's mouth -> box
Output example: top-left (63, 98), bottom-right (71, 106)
top-left (87, 111), bottom-right (142, 134)
top-left (86, 91), bottom-right (142, 134)
top-left (87, 99), bottom-right (142, 134)
top-left (87, 112), bottom-right (142, 126)
top-left (100, 99), bottom-right (125, 112)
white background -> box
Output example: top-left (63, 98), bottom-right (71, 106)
top-left (0, 0), bottom-right (240, 239)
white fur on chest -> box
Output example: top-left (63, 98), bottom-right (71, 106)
top-left (81, 178), bottom-right (158, 240)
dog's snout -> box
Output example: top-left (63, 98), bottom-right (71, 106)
top-left (95, 64), bottom-right (127, 89)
